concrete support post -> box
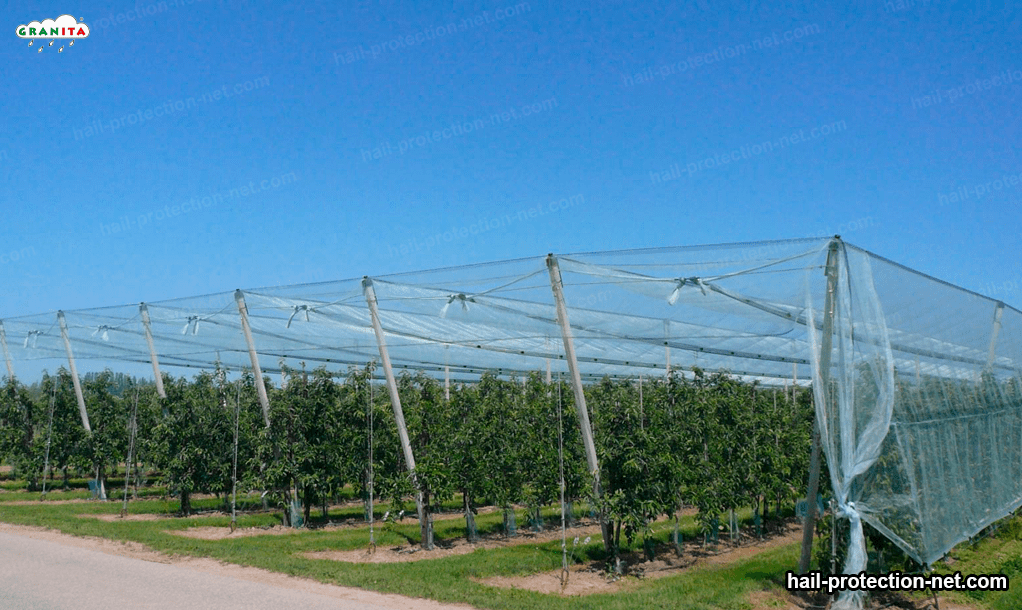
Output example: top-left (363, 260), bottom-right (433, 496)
top-left (235, 290), bottom-right (271, 427)
top-left (58, 311), bottom-right (105, 500)
top-left (363, 277), bottom-right (429, 549)
top-left (57, 311), bottom-right (91, 433)
top-left (987, 301), bottom-right (1005, 371)
top-left (545, 256), bottom-right (601, 491)
top-left (799, 238), bottom-right (841, 573)
top-left (0, 321), bottom-right (14, 381)
top-left (139, 304), bottom-right (166, 399)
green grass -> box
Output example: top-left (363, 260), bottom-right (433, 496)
top-left (0, 493), bottom-right (803, 610)
top-left (924, 515), bottom-right (1022, 610)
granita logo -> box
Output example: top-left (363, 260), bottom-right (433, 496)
top-left (16, 15), bottom-right (90, 54)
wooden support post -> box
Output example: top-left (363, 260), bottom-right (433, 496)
top-left (235, 290), bottom-right (271, 427)
top-left (363, 277), bottom-right (429, 549)
top-left (0, 320), bottom-right (14, 381)
top-left (798, 239), bottom-right (841, 573)
top-left (139, 304), bottom-right (166, 399)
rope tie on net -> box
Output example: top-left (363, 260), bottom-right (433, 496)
top-left (181, 316), bottom-right (202, 335)
top-left (435, 267), bottom-right (546, 318)
top-left (24, 330), bottom-right (43, 348)
top-left (440, 293), bottom-right (475, 318)
top-left (91, 325), bottom-right (114, 342)
top-left (286, 304), bottom-right (311, 328)
top-left (667, 277), bottom-right (709, 305)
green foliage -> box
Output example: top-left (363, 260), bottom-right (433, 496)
top-left (587, 369), bottom-right (812, 557)
top-left (151, 367), bottom-right (259, 514)
top-left (75, 371), bottom-right (129, 483)
top-left (398, 372), bottom-right (455, 512)
top-left (0, 377), bottom-right (40, 487)
top-left (36, 370), bottom-right (89, 488)
top-left (1, 364), bottom-right (815, 552)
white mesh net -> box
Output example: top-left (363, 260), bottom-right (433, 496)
top-left (2, 236), bottom-right (1019, 587)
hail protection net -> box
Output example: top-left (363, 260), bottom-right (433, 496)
top-left (1, 237), bottom-right (1019, 585)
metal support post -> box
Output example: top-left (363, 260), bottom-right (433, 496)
top-left (235, 290), bottom-right (271, 427)
top-left (139, 304), bottom-right (166, 399)
top-left (363, 277), bottom-right (429, 548)
top-left (799, 239), bottom-right (841, 572)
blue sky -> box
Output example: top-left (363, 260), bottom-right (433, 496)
top-left (2, 1), bottom-right (1020, 330)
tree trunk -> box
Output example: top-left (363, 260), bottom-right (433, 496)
top-left (602, 519), bottom-right (616, 556)
top-left (97, 464), bottom-right (107, 500)
top-left (503, 506), bottom-right (517, 537)
top-left (464, 491), bottom-right (478, 542)
top-left (282, 488), bottom-right (292, 527)
top-left (180, 489), bottom-right (191, 516)
top-left (420, 490), bottom-right (432, 550)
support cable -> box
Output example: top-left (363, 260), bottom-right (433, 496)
top-left (231, 377), bottom-right (240, 533)
top-left (40, 383), bottom-right (57, 499)
top-left (367, 366), bottom-right (376, 554)
top-left (558, 375), bottom-right (569, 591)
top-left (120, 389), bottom-right (138, 517)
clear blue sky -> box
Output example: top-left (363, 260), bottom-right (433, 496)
top-left (2, 1), bottom-right (1020, 322)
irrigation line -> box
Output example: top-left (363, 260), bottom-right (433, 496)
top-left (121, 389), bottom-right (139, 517)
top-left (40, 384), bottom-right (57, 498)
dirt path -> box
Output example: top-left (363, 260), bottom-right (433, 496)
top-left (304, 520), bottom-right (606, 563)
top-left (476, 522), bottom-right (805, 596)
top-left (0, 522), bottom-right (474, 610)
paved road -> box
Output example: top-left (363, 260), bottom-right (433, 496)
top-left (0, 530), bottom-right (457, 610)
